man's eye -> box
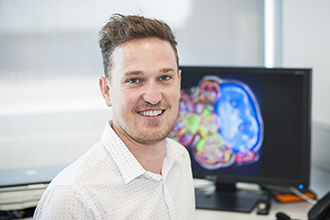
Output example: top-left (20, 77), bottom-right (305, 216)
top-left (159, 76), bottom-right (170, 81)
top-left (128, 78), bottom-right (140, 84)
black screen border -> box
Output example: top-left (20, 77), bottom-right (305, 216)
top-left (178, 66), bottom-right (312, 189)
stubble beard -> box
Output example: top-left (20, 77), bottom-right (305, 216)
top-left (127, 103), bottom-right (176, 145)
top-left (121, 118), bottom-right (175, 146)
top-left (113, 101), bottom-right (178, 146)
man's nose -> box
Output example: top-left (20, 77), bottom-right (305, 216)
top-left (142, 82), bottom-right (162, 105)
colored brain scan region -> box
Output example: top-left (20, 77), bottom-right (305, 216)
top-left (169, 76), bottom-right (264, 170)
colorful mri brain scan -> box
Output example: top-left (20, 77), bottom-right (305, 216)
top-left (169, 76), bottom-right (263, 169)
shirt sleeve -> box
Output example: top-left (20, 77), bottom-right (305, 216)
top-left (34, 185), bottom-right (95, 219)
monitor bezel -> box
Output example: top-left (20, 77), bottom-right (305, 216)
top-left (178, 66), bottom-right (312, 189)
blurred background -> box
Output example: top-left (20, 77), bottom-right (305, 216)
top-left (0, 0), bottom-right (329, 178)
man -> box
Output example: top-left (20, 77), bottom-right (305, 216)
top-left (34, 14), bottom-right (196, 219)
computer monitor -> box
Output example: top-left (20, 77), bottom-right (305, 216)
top-left (169, 66), bottom-right (312, 213)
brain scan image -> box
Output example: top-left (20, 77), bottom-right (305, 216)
top-left (169, 76), bottom-right (264, 169)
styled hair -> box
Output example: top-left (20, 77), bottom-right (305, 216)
top-left (98, 14), bottom-right (179, 82)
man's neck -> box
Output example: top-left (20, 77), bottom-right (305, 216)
top-left (126, 142), bottom-right (166, 175)
top-left (110, 122), bottom-right (167, 175)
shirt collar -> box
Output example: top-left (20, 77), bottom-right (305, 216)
top-left (101, 121), bottom-right (185, 184)
top-left (101, 121), bottom-right (145, 185)
top-left (162, 138), bottom-right (185, 179)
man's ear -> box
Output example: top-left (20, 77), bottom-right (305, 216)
top-left (178, 69), bottom-right (182, 91)
top-left (99, 76), bottom-right (112, 107)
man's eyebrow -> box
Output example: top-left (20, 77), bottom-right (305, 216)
top-left (160, 68), bottom-right (176, 74)
top-left (124, 70), bottom-right (143, 77)
top-left (124, 68), bottom-right (176, 76)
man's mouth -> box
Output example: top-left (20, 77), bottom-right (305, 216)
top-left (138, 110), bottom-right (164, 117)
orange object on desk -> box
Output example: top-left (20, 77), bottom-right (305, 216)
top-left (275, 192), bottom-right (317, 203)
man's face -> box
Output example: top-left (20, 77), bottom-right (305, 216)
top-left (104, 37), bottom-right (181, 146)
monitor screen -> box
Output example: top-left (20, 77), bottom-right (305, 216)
top-left (169, 66), bottom-right (312, 194)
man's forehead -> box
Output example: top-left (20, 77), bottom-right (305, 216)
top-left (111, 40), bottom-right (177, 76)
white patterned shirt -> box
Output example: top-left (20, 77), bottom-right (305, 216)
top-left (34, 121), bottom-right (196, 219)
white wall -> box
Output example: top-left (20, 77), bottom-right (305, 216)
top-left (282, 0), bottom-right (330, 171)
top-left (0, 0), bottom-right (263, 171)
top-left (282, 0), bottom-right (330, 125)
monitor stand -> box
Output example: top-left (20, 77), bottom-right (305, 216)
top-left (195, 181), bottom-right (263, 213)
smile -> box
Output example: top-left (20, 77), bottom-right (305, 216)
top-left (138, 110), bottom-right (164, 117)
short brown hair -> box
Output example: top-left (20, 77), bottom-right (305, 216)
top-left (98, 14), bottom-right (179, 81)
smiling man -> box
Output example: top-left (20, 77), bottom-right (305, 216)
top-left (34, 14), bottom-right (195, 219)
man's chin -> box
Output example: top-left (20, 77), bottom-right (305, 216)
top-left (134, 133), bottom-right (168, 145)
top-left (133, 127), bottom-right (172, 145)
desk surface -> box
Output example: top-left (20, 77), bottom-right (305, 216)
top-left (196, 199), bottom-right (312, 219)
top-left (195, 166), bottom-right (330, 219)
top-left (1, 166), bottom-right (328, 220)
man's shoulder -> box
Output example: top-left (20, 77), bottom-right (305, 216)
top-left (50, 140), bottom-right (111, 186)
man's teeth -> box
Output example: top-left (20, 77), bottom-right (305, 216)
top-left (139, 110), bottom-right (163, 117)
